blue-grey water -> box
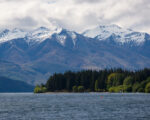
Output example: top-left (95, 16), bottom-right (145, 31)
top-left (0, 93), bottom-right (150, 120)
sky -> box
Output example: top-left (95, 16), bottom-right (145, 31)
top-left (0, 0), bottom-right (149, 33)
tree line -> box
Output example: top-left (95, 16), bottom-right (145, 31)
top-left (34, 68), bottom-right (150, 93)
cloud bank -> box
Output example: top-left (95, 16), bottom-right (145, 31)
top-left (0, 0), bottom-right (149, 33)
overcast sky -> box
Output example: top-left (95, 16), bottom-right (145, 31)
top-left (0, 0), bottom-right (149, 33)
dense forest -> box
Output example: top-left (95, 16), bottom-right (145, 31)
top-left (34, 68), bottom-right (150, 93)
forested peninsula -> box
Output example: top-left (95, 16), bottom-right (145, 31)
top-left (34, 68), bottom-right (150, 93)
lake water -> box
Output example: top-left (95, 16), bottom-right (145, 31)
top-left (0, 93), bottom-right (150, 120)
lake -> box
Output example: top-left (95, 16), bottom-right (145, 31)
top-left (0, 93), bottom-right (150, 120)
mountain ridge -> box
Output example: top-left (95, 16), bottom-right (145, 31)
top-left (0, 24), bottom-right (150, 45)
top-left (83, 24), bottom-right (149, 45)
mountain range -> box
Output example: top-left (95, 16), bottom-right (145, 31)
top-left (0, 24), bottom-right (150, 85)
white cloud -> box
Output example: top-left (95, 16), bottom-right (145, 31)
top-left (0, 0), bottom-right (149, 33)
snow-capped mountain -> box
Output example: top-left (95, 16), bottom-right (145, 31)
top-left (0, 26), bottom-right (79, 48)
top-left (0, 28), bottom-right (26, 43)
top-left (27, 27), bottom-right (62, 43)
top-left (0, 27), bottom-right (63, 44)
top-left (83, 24), bottom-right (148, 45)
top-left (0, 24), bottom-right (149, 46)
top-left (0, 24), bottom-right (150, 85)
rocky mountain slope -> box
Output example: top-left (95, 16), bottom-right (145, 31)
top-left (0, 25), bottom-right (150, 85)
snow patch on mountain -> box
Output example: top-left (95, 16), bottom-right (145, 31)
top-left (83, 24), bottom-right (147, 44)
top-left (66, 31), bottom-right (77, 46)
top-left (27, 27), bottom-right (62, 43)
top-left (55, 29), bottom-right (77, 46)
top-left (56, 35), bottom-right (67, 46)
top-left (0, 27), bottom-right (62, 44)
top-left (0, 28), bottom-right (27, 43)
top-left (83, 24), bottom-right (124, 38)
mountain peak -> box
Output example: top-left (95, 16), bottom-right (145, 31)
top-left (0, 26), bottom-right (63, 44)
top-left (83, 24), bottom-right (148, 45)
top-left (0, 28), bottom-right (27, 43)
top-left (54, 28), bottom-right (77, 46)
top-left (27, 26), bottom-right (62, 43)
top-left (83, 24), bottom-right (128, 38)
